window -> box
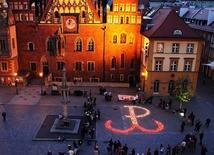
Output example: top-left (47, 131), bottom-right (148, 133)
top-left (120, 74), bottom-right (124, 81)
top-left (47, 38), bottom-right (53, 51)
top-left (75, 62), bottom-right (82, 71)
top-left (0, 40), bottom-right (6, 50)
top-left (172, 43), bottom-right (179, 53)
top-left (157, 43), bottom-right (164, 53)
top-left (120, 16), bottom-right (124, 24)
top-left (111, 74), bottom-right (114, 81)
top-left (111, 57), bottom-right (116, 69)
top-left (168, 80), bottom-right (174, 92)
top-left (108, 15), bottom-right (113, 23)
top-left (1, 62), bottom-right (8, 71)
top-left (129, 34), bottom-right (134, 44)
top-left (131, 16), bottom-right (135, 23)
top-left (137, 16), bottom-right (141, 24)
top-left (120, 4), bottom-right (125, 11)
top-left (126, 16), bottom-right (129, 24)
top-left (114, 4), bottom-right (119, 12)
top-left (187, 43), bottom-right (194, 53)
top-left (130, 58), bottom-right (134, 69)
top-left (14, 2), bottom-right (18, 9)
top-left (131, 4), bottom-right (136, 12)
top-left (170, 61), bottom-right (177, 71)
top-left (30, 62), bottom-right (36, 71)
top-left (28, 42), bottom-right (34, 51)
top-left (120, 54), bottom-right (125, 68)
top-left (12, 38), bottom-right (15, 49)
top-left (113, 35), bottom-right (117, 44)
top-left (114, 16), bottom-right (118, 24)
top-left (184, 61), bottom-right (192, 71)
top-left (126, 4), bottom-right (130, 12)
top-left (153, 80), bottom-right (159, 92)
top-left (87, 62), bottom-right (95, 71)
top-left (120, 33), bottom-right (126, 43)
top-left (76, 38), bottom-right (82, 51)
top-left (57, 62), bottom-right (65, 70)
top-left (88, 38), bottom-right (94, 51)
top-left (155, 61), bottom-right (162, 71)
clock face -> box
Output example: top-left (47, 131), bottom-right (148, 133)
top-left (65, 19), bottom-right (76, 29)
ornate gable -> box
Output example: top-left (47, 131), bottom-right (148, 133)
top-left (40, 0), bottom-right (102, 24)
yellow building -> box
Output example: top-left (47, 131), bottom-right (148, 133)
top-left (140, 8), bottom-right (203, 96)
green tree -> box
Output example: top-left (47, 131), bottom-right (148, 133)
top-left (169, 74), bottom-right (193, 110)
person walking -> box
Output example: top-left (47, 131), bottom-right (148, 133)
top-left (2, 111), bottom-right (6, 121)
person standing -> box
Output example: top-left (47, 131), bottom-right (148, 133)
top-left (160, 144), bottom-right (164, 155)
top-left (2, 111), bottom-right (6, 122)
top-left (166, 144), bottom-right (171, 155)
top-left (47, 150), bottom-right (52, 155)
top-left (154, 148), bottom-right (159, 155)
top-left (201, 144), bottom-right (208, 155)
top-left (199, 131), bottom-right (204, 145)
top-left (180, 121), bottom-right (186, 132)
top-left (206, 118), bottom-right (211, 127)
top-left (146, 148), bottom-right (152, 155)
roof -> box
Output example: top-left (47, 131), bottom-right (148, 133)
top-left (142, 8), bottom-right (202, 39)
top-left (193, 8), bottom-right (209, 20)
top-left (182, 8), bottom-right (201, 18)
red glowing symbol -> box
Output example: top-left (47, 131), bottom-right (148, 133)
top-left (105, 106), bottom-right (164, 133)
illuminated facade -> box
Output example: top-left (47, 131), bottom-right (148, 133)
top-left (6, 0), bottom-right (142, 85)
top-left (140, 8), bottom-right (203, 96)
top-left (0, 0), bottom-right (19, 86)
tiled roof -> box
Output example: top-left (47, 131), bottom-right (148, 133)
top-left (142, 8), bottom-right (202, 39)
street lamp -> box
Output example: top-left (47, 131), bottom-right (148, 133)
top-left (101, 26), bottom-right (106, 82)
top-left (39, 72), bottom-right (43, 95)
top-left (14, 73), bottom-right (18, 94)
top-left (141, 72), bottom-right (145, 92)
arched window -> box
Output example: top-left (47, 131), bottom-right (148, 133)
top-left (111, 57), bottom-right (116, 69)
top-left (82, 11), bottom-right (86, 18)
top-left (120, 53), bottom-right (125, 68)
top-left (168, 80), bottom-right (174, 92)
top-left (55, 11), bottom-right (59, 18)
top-left (130, 58), bottom-right (134, 69)
top-left (76, 38), bottom-right (82, 51)
top-left (88, 38), bottom-right (94, 51)
top-left (47, 37), bottom-right (53, 51)
top-left (126, 16), bottom-right (129, 24)
top-left (153, 80), bottom-right (159, 92)
top-left (120, 16), bottom-right (124, 24)
top-left (120, 33), bottom-right (126, 43)
top-left (113, 35), bottom-right (117, 44)
top-left (28, 42), bottom-right (34, 51)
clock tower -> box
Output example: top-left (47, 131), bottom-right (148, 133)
top-left (62, 13), bottom-right (79, 33)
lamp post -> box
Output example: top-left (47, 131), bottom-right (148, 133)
top-left (141, 72), bottom-right (145, 92)
top-left (39, 72), bottom-right (43, 95)
top-left (14, 73), bottom-right (18, 94)
top-left (101, 26), bottom-right (106, 82)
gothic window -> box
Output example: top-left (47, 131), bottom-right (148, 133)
top-left (76, 38), bottom-right (82, 52)
top-left (47, 38), bottom-right (53, 51)
top-left (82, 11), bottom-right (86, 18)
top-left (55, 11), bottom-right (59, 18)
top-left (120, 53), bottom-right (125, 68)
top-left (113, 35), bottom-right (117, 44)
top-left (88, 38), bottom-right (94, 51)
top-left (153, 80), bottom-right (160, 92)
top-left (111, 57), bottom-right (116, 69)
top-left (120, 33), bottom-right (126, 43)
top-left (130, 58), bottom-right (134, 69)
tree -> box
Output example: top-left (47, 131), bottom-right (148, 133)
top-left (169, 74), bottom-right (193, 110)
